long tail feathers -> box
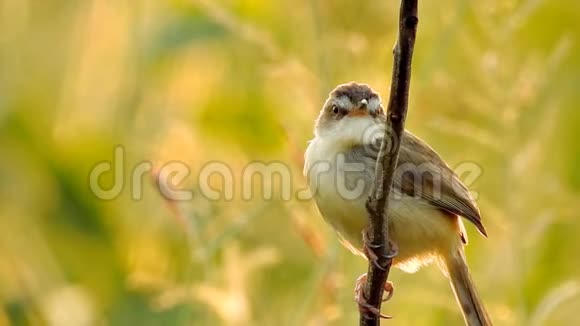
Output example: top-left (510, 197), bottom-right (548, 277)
top-left (446, 249), bottom-right (492, 326)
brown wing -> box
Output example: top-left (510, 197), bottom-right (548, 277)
top-left (355, 130), bottom-right (487, 237)
top-left (395, 131), bottom-right (487, 237)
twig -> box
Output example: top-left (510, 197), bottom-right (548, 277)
top-left (360, 1), bottom-right (418, 325)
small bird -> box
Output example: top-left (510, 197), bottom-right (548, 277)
top-left (304, 82), bottom-right (492, 325)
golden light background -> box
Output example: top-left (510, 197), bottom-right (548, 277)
top-left (1, 0), bottom-right (580, 325)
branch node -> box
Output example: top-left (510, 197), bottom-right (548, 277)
top-left (405, 16), bottom-right (418, 29)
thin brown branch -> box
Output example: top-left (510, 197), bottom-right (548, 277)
top-left (360, 1), bottom-right (418, 325)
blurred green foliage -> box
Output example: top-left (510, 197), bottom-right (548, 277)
top-left (1, 0), bottom-right (580, 325)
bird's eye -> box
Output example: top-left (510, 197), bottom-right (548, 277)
top-left (332, 105), bottom-right (339, 114)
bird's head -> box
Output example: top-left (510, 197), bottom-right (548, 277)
top-left (315, 82), bottom-right (385, 144)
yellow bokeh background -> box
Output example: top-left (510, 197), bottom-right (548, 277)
top-left (1, 0), bottom-right (580, 325)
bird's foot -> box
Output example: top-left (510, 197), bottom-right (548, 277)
top-left (362, 230), bottom-right (399, 271)
top-left (354, 273), bottom-right (394, 319)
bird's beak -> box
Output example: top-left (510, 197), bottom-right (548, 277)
top-left (347, 99), bottom-right (369, 117)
